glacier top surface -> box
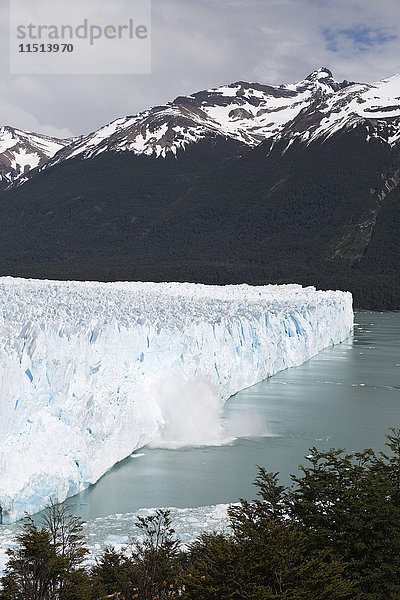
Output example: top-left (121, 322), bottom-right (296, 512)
top-left (0, 278), bottom-right (348, 331)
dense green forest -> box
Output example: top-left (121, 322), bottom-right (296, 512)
top-left (1, 430), bottom-right (400, 599)
top-left (1, 126), bottom-right (400, 309)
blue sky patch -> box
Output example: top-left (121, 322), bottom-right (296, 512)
top-left (323, 26), bottom-right (396, 53)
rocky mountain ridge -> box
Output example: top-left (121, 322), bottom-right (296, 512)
top-left (2, 67), bottom-right (358, 184)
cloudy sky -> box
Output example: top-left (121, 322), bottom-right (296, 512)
top-left (2, 0), bottom-right (400, 138)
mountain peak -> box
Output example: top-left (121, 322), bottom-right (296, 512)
top-left (306, 67), bottom-right (334, 81)
top-left (296, 67), bottom-right (355, 96)
top-left (0, 126), bottom-right (67, 185)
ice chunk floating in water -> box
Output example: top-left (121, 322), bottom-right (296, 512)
top-left (0, 278), bottom-right (353, 522)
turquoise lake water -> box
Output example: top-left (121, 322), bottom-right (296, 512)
top-left (64, 312), bottom-right (400, 521)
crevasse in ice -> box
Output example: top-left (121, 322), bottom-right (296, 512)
top-left (0, 278), bottom-right (353, 522)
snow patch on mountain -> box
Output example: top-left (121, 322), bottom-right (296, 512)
top-left (0, 127), bottom-right (68, 183)
top-left (277, 73), bottom-right (400, 148)
top-left (0, 279), bottom-right (353, 523)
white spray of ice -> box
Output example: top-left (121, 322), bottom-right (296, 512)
top-left (149, 373), bottom-right (232, 448)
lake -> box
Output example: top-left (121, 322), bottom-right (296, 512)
top-left (66, 311), bottom-right (400, 518)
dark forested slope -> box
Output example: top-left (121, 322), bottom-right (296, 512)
top-left (0, 124), bottom-right (399, 309)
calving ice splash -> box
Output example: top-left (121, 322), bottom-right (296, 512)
top-left (0, 279), bottom-right (353, 523)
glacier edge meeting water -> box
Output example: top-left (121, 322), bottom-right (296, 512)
top-left (0, 279), bottom-right (353, 522)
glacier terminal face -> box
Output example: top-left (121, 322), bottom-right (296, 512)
top-left (0, 279), bottom-right (353, 522)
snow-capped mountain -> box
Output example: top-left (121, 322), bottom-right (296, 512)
top-left (5, 68), bottom-right (400, 183)
top-left (276, 73), bottom-right (400, 148)
top-left (43, 67), bottom-right (353, 165)
top-left (0, 126), bottom-right (67, 184)
top-left (2, 68), bottom-right (400, 311)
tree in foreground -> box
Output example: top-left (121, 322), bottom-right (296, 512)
top-left (288, 428), bottom-right (400, 599)
top-left (90, 509), bottom-right (182, 600)
top-left (90, 547), bottom-right (132, 599)
top-left (183, 513), bottom-right (353, 600)
top-left (0, 502), bottom-right (90, 600)
top-left (183, 428), bottom-right (400, 600)
top-left (129, 509), bottom-right (181, 599)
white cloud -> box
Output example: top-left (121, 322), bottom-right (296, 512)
top-left (0, 0), bottom-right (399, 137)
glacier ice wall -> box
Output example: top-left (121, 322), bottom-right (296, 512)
top-left (0, 279), bottom-right (353, 522)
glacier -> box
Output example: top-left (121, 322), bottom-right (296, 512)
top-left (0, 278), bottom-right (353, 523)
